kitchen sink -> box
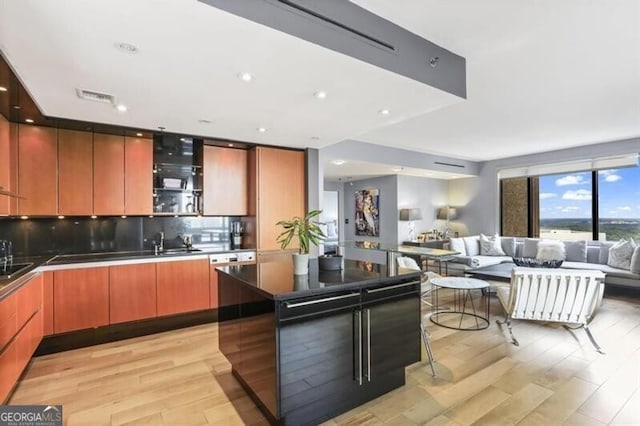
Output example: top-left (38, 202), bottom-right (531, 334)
top-left (158, 248), bottom-right (202, 254)
top-left (0, 262), bottom-right (34, 279)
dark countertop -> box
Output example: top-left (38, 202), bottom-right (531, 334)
top-left (0, 247), bottom-right (254, 300)
top-left (218, 255), bottom-right (420, 301)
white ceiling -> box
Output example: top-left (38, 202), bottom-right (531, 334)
top-left (1, 0), bottom-right (639, 173)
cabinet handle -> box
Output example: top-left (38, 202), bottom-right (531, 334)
top-left (357, 310), bottom-right (363, 386)
top-left (366, 308), bottom-right (371, 382)
top-left (284, 292), bottom-right (359, 308)
top-left (365, 281), bottom-right (418, 294)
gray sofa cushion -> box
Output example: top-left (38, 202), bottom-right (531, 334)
top-left (598, 241), bottom-right (615, 264)
top-left (501, 237), bottom-right (517, 257)
top-left (586, 246), bottom-right (600, 264)
top-left (562, 261), bottom-right (640, 279)
top-left (463, 236), bottom-right (480, 256)
top-left (608, 240), bottom-right (635, 270)
top-left (564, 240), bottom-right (587, 262)
top-left (523, 238), bottom-right (539, 259)
top-left (451, 255), bottom-right (511, 268)
top-left (449, 237), bottom-right (466, 256)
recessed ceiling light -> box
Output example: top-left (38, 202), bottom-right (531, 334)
top-left (238, 72), bottom-right (253, 82)
top-left (0, 86), bottom-right (7, 92)
top-left (392, 167), bottom-right (403, 172)
top-left (257, 127), bottom-right (267, 133)
top-left (198, 119), bottom-right (212, 124)
top-left (314, 91), bottom-right (327, 99)
top-left (379, 109), bottom-right (390, 115)
top-left (114, 42), bottom-right (139, 53)
top-left (136, 132), bottom-right (143, 137)
top-left (116, 104), bottom-right (127, 112)
top-left (25, 118), bottom-right (34, 123)
top-left (332, 160), bottom-right (346, 165)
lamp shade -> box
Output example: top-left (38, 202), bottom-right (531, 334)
top-left (437, 207), bottom-right (457, 220)
top-left (399, 208), bottom-right (422, 221)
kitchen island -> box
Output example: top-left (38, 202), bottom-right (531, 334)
top-left (217, 255), bottom-right (422, 425)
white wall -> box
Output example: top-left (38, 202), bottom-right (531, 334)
top-left (396, 175), bottom-right (450, 242)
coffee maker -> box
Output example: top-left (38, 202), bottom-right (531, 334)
top-left (230, 222), bottom-right (244, 250)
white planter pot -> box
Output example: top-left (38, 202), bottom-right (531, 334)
top-left (292, 253), bottom-right (309, 275)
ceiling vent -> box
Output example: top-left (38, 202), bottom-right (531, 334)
top-left (76, 89), bottom-right (116, 105)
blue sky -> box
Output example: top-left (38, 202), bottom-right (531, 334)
top-left (539, 166), bottom-right (640, 219)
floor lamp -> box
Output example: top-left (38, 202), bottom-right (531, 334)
top-left (437, 207), bottom-right (457, 238)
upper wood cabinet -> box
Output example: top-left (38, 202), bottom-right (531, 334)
top-left (58, 129), bottom-right (93, 215)
top-left (0, 114), bottom-right (12, 216)
top-left (93, 133), bottom-right (125, 216)
top-left (124, 136), bottom-right (152, 215)
top-left (252, 147), bottom-right (305, 251)
top-left (18, 124), bottom-right (58, 215)
top-left (203, 145), bottom-right (248, 216)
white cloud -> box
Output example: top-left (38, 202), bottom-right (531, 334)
top-left (560, 206), bottom-right (581, 213)
top-left (539, 192), bottom-right (557, 199)
top-left (604, 174), bottom-right (622, 182)
top-left (617, 206), bottom-right (632, 211)
top-left (556, 175), bottom-right (588, 186)
top-left (562, 189), bottom-right (592, 200)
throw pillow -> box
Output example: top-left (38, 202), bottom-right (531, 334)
top-left (449, 237), bottom-right (466, 256)
top-left (536, 240), bottom-right (566, 261)
top-left (397, 256), bottom-right (421, 271)
top-left (598, 241), bottom-right (615, 264)
top-left (563, 240), bottom-right (587, 262)
top-left (608, 239), bottom-right (636, 270)
top-left (463, 236), bottom-right (480, 256)
top-left (326, 220), bottom-right (337, 238)
top-left (631, 246), bottom-right (640, 274)
top-left (479, 233), bottom-right (506, 256)
top-left (523, 238), bottom-right (540, 259)
top-left (500, 237), bottom-right (517, 257)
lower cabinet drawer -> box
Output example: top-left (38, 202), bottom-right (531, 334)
top-left (0, 342), bottom-right (18, 403)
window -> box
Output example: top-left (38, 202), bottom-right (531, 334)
top-left (597, 167), bottom-right (640, 241)
top-left (538, 172), bottom-right (593, 241)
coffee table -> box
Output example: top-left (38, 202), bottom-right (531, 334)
top-left (429, 277), bottom-right (490, 330)
top-left (466, 262), bottom-right (514, 282)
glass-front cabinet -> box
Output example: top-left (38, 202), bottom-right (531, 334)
top-left (152, 135), bottom-right (203, 215)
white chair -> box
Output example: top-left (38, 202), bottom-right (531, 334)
top-left (397, 256), bottom-right (437, 376)
top-left (496, 267), bottom-right (606, 353)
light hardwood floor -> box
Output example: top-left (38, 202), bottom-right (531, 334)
top-left (9, 288), bottom-right (640, 425)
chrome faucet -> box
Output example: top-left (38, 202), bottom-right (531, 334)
top-left (159, 232), bottom-right (165, 252)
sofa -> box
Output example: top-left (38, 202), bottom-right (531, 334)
top-left (447, 235), bottom-right (640, 289)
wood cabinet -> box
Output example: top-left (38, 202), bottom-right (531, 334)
top-left (0, 114), bottom-right (12, 215)
top-left (203, 145), bottom-right (248, 215)
top-left (157, 259), bottom-right (210, 316)
top-left (58, 129), bottom-right (93, 215)
top-left (53, 268), bottom-right (109, 333)
top-left (42, 271), bottom-right (54, 336)
top-left (0, 273), bottom-right (44, 403)
top-left (250, 147), bottom-right (305, 251)
top-left (18, 124), bottom-right (58, 215)
top-left (93, 133), bottom-right (125, 215)
top-left (109, 263), bottom-right (157, 324)
top-left (125, 136), bottom-right (153, 215)
top-left (0, 291), bottom-right (16, 351)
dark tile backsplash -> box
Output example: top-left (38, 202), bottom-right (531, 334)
top-left (0, 216), bottom-right (240, 257)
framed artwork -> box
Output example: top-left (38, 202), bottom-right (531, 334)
top-left (355, 188), bottom-right (379, 236)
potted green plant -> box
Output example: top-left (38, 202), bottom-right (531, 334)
top-left (276, 209), bottom-right (326, 275)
